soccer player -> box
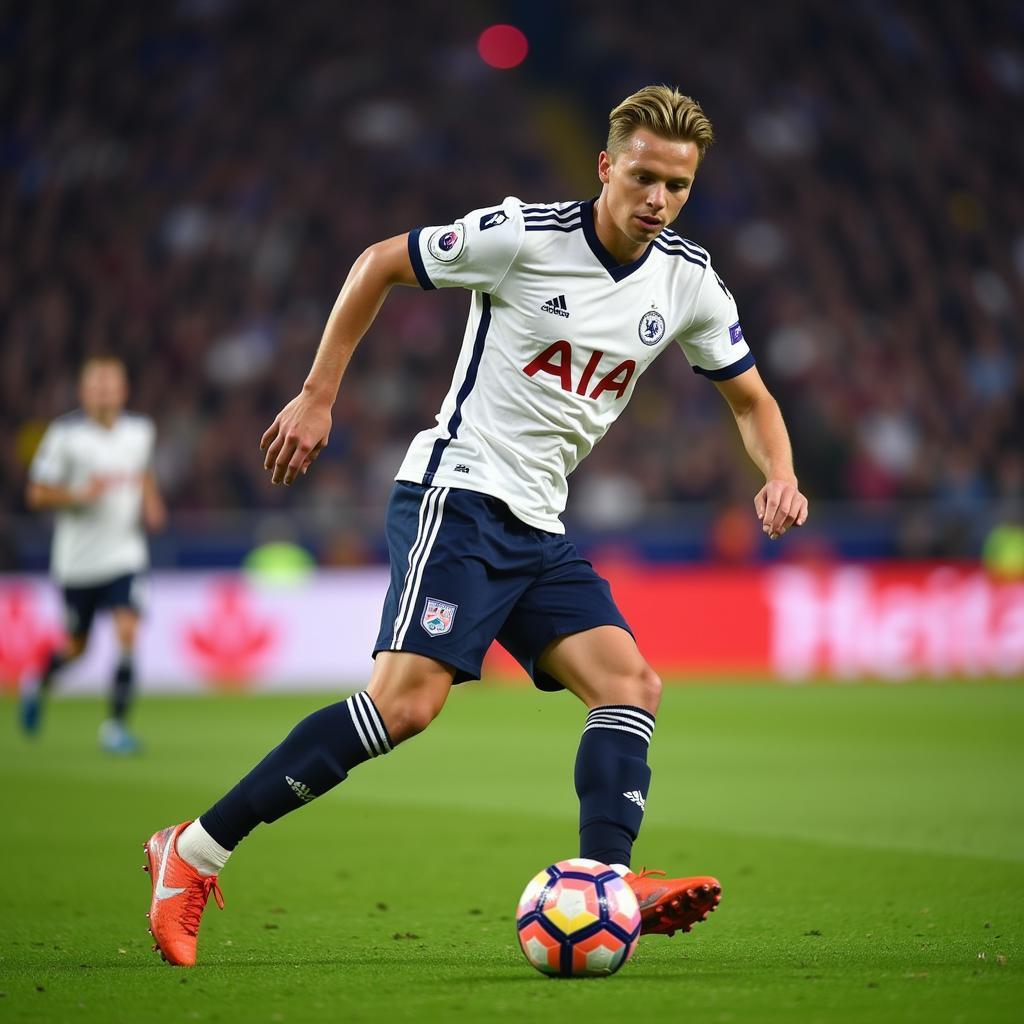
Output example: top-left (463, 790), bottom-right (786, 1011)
top-left (145, 86), bottom-right (808, 966)
top-left (21, 356), bottom-right (165, 753)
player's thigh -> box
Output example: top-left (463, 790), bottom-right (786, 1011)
top-left (499, 546), bottom-right (660, 711)
top-left (60, 585), bottom-right (96, 654)
top-left (104, 575), bottom-right (144, 647)
top-left (373, 482), bottom-right (534, 684)
top-left (537, 626), bottom-right (662, 714)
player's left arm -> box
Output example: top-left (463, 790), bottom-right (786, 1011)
top-left (713, 366), bottom-right (809, 540)
top-left (141, 469), bottom-right (167, 532)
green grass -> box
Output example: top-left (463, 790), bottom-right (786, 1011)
top-left (1, 682), bottom-right (1022, 1024)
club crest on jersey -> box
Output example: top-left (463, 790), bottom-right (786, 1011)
top-left (427, 224), bottom-right (466, 263)
top-left (421, 597), bottom-right (458, 637)
top-left (639, 309), bottom-right (666, 346)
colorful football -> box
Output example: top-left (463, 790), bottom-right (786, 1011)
top-left (515, 858), bottom-right (642, 977)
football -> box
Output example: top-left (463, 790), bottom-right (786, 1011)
top-left (515, 858), bottom-right (642, 977)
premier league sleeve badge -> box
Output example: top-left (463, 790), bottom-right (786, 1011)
top-left (427, 224), bottom-right (466, 263)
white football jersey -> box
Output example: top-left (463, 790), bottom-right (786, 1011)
top-left (29, 412), bottom-right (156, 585)
top-left (396, 196), bottom-right (753, 533)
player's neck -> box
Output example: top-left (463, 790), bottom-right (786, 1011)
top-left (88, 409), bottom-right (119, 429)
top-left (592, 194), bottom-right (647, 266)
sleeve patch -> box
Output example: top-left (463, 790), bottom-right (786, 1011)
top-left (479, 210), bottom-right (509, 230)
top-left (427, 224), bottom-right (466, 263)
top-left (729, 321), bottom-right (744, 346)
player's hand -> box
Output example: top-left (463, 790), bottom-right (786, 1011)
top-left (754, 479), bottom-right (808, 540)
top-left (74, 477), bottom-right (109, 505)
top-left (260, 391), bottom-right (332, 486)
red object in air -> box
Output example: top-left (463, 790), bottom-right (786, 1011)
top-left (477, 24), bottom-right (529, 69)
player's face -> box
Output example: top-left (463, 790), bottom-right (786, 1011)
top-left (598, 128), bottom-right (700, 250)
top-left (80, 363), bottom-right (128, 420)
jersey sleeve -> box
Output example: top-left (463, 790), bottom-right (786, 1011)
top-left (28, 422), bottom-right (70, 486)
top-left (675, 265), bottom-right (755, 380)
top-left (407, 196), bottom-right (524, 294)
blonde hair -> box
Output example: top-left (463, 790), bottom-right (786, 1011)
top-left (607, 85), bottom-right (714, 161)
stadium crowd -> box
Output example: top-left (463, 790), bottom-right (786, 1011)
top-left (2, 0), bottom-right (1021, 561)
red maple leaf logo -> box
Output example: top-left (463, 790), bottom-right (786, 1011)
top-left (182, 579), bottom-right (277, 689)
top-left (0, 585), bottom-right (62, 691)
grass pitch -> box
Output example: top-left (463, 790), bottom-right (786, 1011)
top-left (1, 682), bottom-right (1022, 1024)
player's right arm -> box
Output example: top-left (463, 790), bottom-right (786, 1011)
top-left (261, 234), bottom-right (418, 486)
top-left (27, 421), bottom-right (106, 510)
top-left (26, 478), bottom-right (106, 510)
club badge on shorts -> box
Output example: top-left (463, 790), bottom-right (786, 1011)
top-left (421, 597), bottom-right (458, 637)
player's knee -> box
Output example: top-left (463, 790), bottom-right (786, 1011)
top-left (383, 690), bottom-right (445, 743)
top-left (65, 635), bottom-right (88, 660)
top-left (368, 652), bottom-right (454, 744)
top-left (588, 661), bottom-right (661, 714)
top-left (632, 663), bottom-right (662, 714)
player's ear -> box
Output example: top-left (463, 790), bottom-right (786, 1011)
top-left (598, 150), bottom-right (612, 184)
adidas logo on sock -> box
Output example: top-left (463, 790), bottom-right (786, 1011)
top-left (286, 776), bottom-right (316, 803)
top-left (623, 790), bottom-right (646, 810)
top-left (540, 294), bottom-right (569, 317)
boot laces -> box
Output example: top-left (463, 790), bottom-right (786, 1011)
top-left (630, 867), bottom-right (666, 881)
top-left (181, 875), bottom-right (225, 937)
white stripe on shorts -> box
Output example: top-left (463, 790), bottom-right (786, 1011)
top-left (391, 486), bottom-right (443, 648)
top-left (395, 487), bottom-right (449, 649)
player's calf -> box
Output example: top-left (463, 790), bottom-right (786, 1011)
top-left (575, 704), bottom-right (655, 868)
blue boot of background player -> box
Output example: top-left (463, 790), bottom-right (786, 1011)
top-left (18, 649), bottom-right (69, 737)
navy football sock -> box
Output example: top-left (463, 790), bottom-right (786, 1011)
top-left (200, 691), bottom-right (392, 850)
top-left (574, 705), bottom-right (655, 868)
top-left (39, 649), bottom-right (70, 692)
top-left (110, 652), bottom-right (134, 722)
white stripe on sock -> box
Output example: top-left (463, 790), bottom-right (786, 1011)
top-left (358, 691), bottom-right (392, 753)
top-left (588, 706), bottom-right (656, 728)
top-left (585, 712), bottom-right (654, 739)
top-left (347, 695), bottom-right (377, 757)
top-left (582, 721), bottom-right (653, 744)
top-left (593, 704), bottom-right (655, 729)
top-left (352, 692), bottom-right (382, 757)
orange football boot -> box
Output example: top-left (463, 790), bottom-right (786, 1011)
top-left (143, 822), bottom-right (224, 966)
top-left (624, 869), bottom-right (722, 936)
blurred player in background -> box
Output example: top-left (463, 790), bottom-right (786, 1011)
top-left (144, 86), bottom-right (808, 966)
top-left (21, 356), bottom-right (165, 753)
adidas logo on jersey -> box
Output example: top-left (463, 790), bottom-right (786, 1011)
top-left (286, 776), bottom-right (316, 803)
top-left (540, 294), bottom-right (570, 318)
top-left (623, 790), bottom-right (646, 810)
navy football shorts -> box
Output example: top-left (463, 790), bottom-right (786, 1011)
top-left (373, 481), bottom-right (633, 690)
top-left (62, 572), bottom-right (144, 638)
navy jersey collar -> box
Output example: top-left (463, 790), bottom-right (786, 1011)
top-left (581, 197), bottom-right (654, 282)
